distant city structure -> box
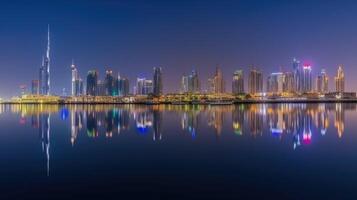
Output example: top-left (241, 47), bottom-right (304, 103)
top-left (22, 28), bottom-right (354, 103)
top-left (97, 80), bottom-right (106, 96)
top-left (232, 70), bottom-right (244, 94)
top-left (293, 58), bottom-right (301, 93)
top-left (105, 70), bottom-right (115, 96)
top-left (136, 78), bottom-right (153, 95)
top-left (316, 69), bottom-right (329, 94)
top-left (267, 72), bottom-right (285, 94)
top-left (71, 61), bottom-right (83, 96)
top-left (153, 67), bottom-right (163, 96)
top-left (301, 64), bottom-right (313, 93)
top-left (208, 67), bottom-right (225, 94)
top-left (181, 70), bottom-right (200, 94)
top-left (248, 68), bottom-right (263, 94)
top-left (31, 80), bottom-right (40, 95)
top-left (39, 25), bottom-right (50, 95)
top-left (86, 70), bottom-right (98, 96)
top-left (117, 75), bottom-right (130, 96)
top-left (283, 72), bottom-right (294, 93)
top-left (335, 66), bottom-right (345, 93)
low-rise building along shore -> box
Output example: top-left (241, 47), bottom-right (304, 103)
top-left (5, 92), bottom-right (357, 104)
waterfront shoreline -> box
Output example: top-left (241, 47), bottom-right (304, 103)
top-left (3, 98), bottom-right (357, 105)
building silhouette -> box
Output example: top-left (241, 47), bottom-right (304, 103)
top-left (86, 70), bottom-right (98, 96)
top-left (248, 68), bottom-right (263, 94)
top-left (232, 70), bottom-right (244, 94)
top-left (39, 26), bottom-right (50, 95)
top-left (335, 66), bottom-right (345, 93)
top-left (153, 67), bottom-right (163, 96)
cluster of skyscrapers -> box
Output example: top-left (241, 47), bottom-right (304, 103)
top-left (28, 28), bottom-right (347, 98)
top-left (134, 67), bottom-right (163, 96)
top-left (85, 69), bottom-right (130, 97)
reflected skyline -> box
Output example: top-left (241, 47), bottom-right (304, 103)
top-left (6, 103), bottom-right (352, 147)
top-left (0, 103), bottom-right (355, 188)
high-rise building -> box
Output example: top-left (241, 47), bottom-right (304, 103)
top-left (86, 70), bottom-right (98, 96)
top-left (248, 69), bottom-right (263, 94)
top-left (74, 79), bottom-right (83, 96)
top-left (136, 78), bottom-right (153, 95)
top-left (70, 60), bottom-right (83, 96)
top-left (97, 80), bottom-right (106, 96)
top-left (181, 70), bottom-right (200, 93)
top-left (267, 72), bottom-right (284, 94)
top-left (209, 67), bottom-right (225, 94)
top-left (104, 69), bottom-right (114, 96)
top-left (283, 72), bottom-right (294, 93)
top-left (153, 67), bottom-right (163, 96)
top-left (189, 70), bottom-right (200, 93)
top-left (181, 75), bottom-right (189, 93)
top-left (117, 76), bottom-right (130, 96)
top-left (232, 70), bottom-right (244, 94)
top-left (39, 25), bottom-right (50, 95)
top-left (301, 65), bottom-right (312, 93)
top-left (293, 58), bottom-right (301, 93)
top-left (31, 80), bottom-right (40, 95)
top-left (335, 66), bottom-right (345, 93)
top-left (71, 61), bottom-right (78, 96)
top-left (316, 69), bottom-right (329, 93)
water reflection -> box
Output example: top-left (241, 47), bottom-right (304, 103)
top-left (2, 103), bottom-right (355, 175)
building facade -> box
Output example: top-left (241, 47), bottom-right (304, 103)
top-left (316, 69), bottom-right (329, 93)
top-left (86, 70), bottom-right (98, 96)
top-left (39, 26), bottom-right (50, 95)
top-left (301, 65), bottom-right (312, 93)
top-left (232, 70), bottom-right (244, 94)
top-left (105, 70), bottom-right (115, 96)
top-left (335, 66), bottom-right (345, 93)
top-left (153, 67), bottom-right (163, 96)
top-left (117, 76), bottom-right (130, 96)
top-left (136, 78), bottom-right (153, 95)
top-left (31, 80), bottom-right (40, 95)
top-left (248, 69), bottom-right (263, 94)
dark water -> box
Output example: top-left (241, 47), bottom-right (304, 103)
top-left (0, 103), bottom-right (357, 199)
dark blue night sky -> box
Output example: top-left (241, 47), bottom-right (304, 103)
top-left (1, 0), bottom-right (357, 98)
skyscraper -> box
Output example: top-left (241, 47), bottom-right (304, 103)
top-left (181, 75), bottom-right (189, 93)
top-left (39, 25), bottom-right (50, 95)
top-left (232, 70), bottom-right (244, 94)
top-left (248, 69), bottom-right (263, 94)
top-left (117, 75), bottom-right (130, 96)
top-left (97, 80), bottom-right (106, 96)
top-left (86, 70), bottom-right (98, 96)
top-left (209, 67), bottom-right (225, 94)
top-left (189, 70), bottom-right (200, 93)
top-left (153, 67), bottom-right (163, 96)
top-left (181, 70), bottom-right (200, 94)
top-left (283, 72), bottom-right (294, 93)
top-left (74, 79), bottom-right (83, 96)
top-left (71, 61), bottom-right (78, 96)
top-left (316, 69), bottom-right (329, 93)
top-left (335, 66), bottom-right (345, 93)
top-left (301, 65), bottom-right (312, 93)
top-left (267, 72), bottom-right (284, 94)
top-left (104, 69), bottom-right (114, 96)
top-left (136, 78), bottom-right (153, 95)
top-left (31, 80), bottom-right (40, 95)
top-left (293, 58), bottom-right (301, 93)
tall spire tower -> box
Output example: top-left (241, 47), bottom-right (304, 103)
top-left (40, 25), bottom-right (51, 95)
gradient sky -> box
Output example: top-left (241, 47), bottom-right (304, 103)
top-left (1, 0), bottom-right (357, 98)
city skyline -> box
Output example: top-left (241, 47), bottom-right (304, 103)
top-left (2, 1), bottom-right (357, 99)
top-left (22, 27), bottom-right (353, 98)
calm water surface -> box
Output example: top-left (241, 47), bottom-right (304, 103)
top-left (0, 103), bottom-right (357, 199)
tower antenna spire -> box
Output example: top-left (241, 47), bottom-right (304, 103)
top-left (47, 24), bottom-right (50, 59)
